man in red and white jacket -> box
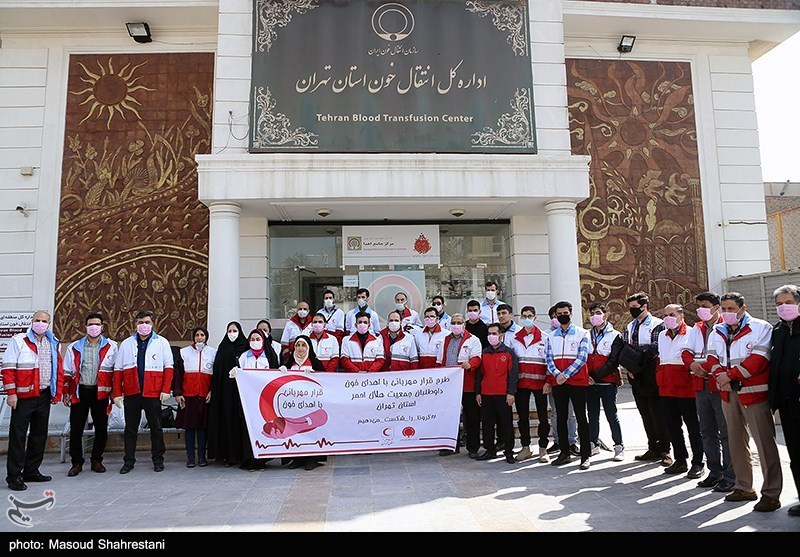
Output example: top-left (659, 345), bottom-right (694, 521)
top-left (415, 307), bottom-right (451, 369)
top-left (438, 313), bottom-right (482, 457)
top-left (544, 301), bottom-right (592, 469)
top-left (280, 300), bottom-right (313, 360)
top-left (683, 291), bottom-right (735, 492)
top-left (63, 312), bottom-right (117, 477)
top-left (112, 310), bottom-right (173, 474)
top-left (380, 310), bottom-right (419, 372)
top-left (656, 305), bottom-right (703, 479)
top-left (309, 313), bottom-right (340, 372)
top-left (510, 306), bottom-right (550, 463)
top-left (340, 312), bottom-right (385, 372)
top-left (2, 310), bottom-right (63, 491)
top-left (703, 292), bottom-right (782, 512)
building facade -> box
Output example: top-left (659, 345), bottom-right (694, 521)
top-left (1, 0), bottom-right (797, 344)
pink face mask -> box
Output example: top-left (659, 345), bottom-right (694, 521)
top-left (589, 314), bottom-right (604, 327)
top-left (551, 318), bottom-right (560, 329)
top-left (356, 323), bottom-right (370, 334)
top-left (31, 322), bottom-right (48, 335)
top-left (487, 334), bottom-right (500, 346)
top-left (777, 303), bottom-right (800, 322)
top-left (663, 316), bottom-right (679, 330)
top-left (721, 312), bottom-right (740, 326)
top-left (696, 307), bottom-right (713, 322)
top-left (86, 324), bottom-right (102, 338)
top-left (467, 310), bottom-right (480, 321)
top-left (311, 322), bottom-right (325, 334)
top-left (424, 317), bottom-right (437, 328)
top-left (137, 323), bottom-right (152, 336)
top-left (450, 324), bottom-right (464, 335)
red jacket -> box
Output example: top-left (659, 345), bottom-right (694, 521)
top-left (174, 345), bottom-right (215, 398)
top-left (379, 329), bottom-right (419, 371)
top-left (441, 331), bottom-right (482, 392)
top-left (475, 343), bottom-right (519, 396)
top-left (112, 333), bottom-right (174, 398)
top-left (656, 325), bottom-right (695, 398)
top-left (340, 332), bottom-right (385, 372)
top-left (682, 319), bottom-right (723, 393)
top-left (1, 332), bottom-right (64, 401)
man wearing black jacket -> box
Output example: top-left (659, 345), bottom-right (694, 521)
top-left (586, 303), bottom-right (625, 461)
top-left (769, 284), bottom-right (800, 518)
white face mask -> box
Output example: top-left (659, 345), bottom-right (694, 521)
top-left (521, 317), bottom-right (534, 328)
top-left (395, 302), bottom-right (406, 311)
top-left (195, 342), bottom-right (205, 350)
top-left (485, 291), bottom-right (497, 301)
top-left (432, 304), bottom-right (443, 312)
top-left (324, 299), bottom-right (334, 308)
top-left (297, 309), bottom-right (309, 318)
top-left (357, 298), bottom-right (368, 308)
top-left (250, 339), bottom-right (263, 351)
top-left (388, 321), bottom-right (401, 332)
top-left (227, 331), bottom-right (239, 342)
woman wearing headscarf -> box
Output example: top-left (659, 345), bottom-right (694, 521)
top-left (174, 327), bottom-right (216, 468)
top-left (280, 334), bottom-right (326, 471)
top-left (206, 321), bottom-right (249, 467)
top-left (256, 319), bottom-right (283, 361)
top-left (235, 329), bottom-right (280, 470)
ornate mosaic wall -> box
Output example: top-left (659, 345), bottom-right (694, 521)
top-left (54, 53), bottom-right (214, 341)
top-left (567, 59), bottom-right (708, 328)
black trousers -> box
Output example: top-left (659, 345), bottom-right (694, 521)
top-left (69, 385), bottom-right (110, 465)
top-left (660, 396), bottom-right (703, 465)
top-left (552, 384), bottom-right (590, 460)
top-left (6, 388), bottom-right (51, 482)
top-left (462, 391), bottom-right (481, 453)
top-left (515, 388), bottom-right (550, 448)
top-left (632, 391), bottom-right (670, 454)
top-left (778, 395), bottom-right (800, 496)
top-left (480, 394), bottom-right (514, 456)
top-left (123, 394), bottom-right (165, 467)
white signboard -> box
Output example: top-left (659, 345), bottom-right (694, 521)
top-left (236, 367), bottom-right (463, 458)
top-left (0, 312), bottom-right (34, 366)
top-left (342, 275), bottom-right (359, 288)
top-left (342, 225), bottom-right (440, 266)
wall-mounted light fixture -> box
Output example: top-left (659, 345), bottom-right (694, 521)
top-left (16, 204), bottom-right (29, 218)
top-left (126, 22), bottom-right (152, 44)
top-left (449, 208), bottom-right (465, 218)
top-left (618, 35), bottom-right (636, 53)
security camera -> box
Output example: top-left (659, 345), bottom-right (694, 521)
top-left (449, 208), bottom-right (466, 218)
top-left (316, 208), bottom-right (332, 218)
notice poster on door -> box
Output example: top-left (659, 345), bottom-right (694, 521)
top-left (342, 225), bottom-right (440, 266)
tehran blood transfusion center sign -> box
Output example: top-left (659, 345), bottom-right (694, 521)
top-left (250, 0), bottom-right (536, 153)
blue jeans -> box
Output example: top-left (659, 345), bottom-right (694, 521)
top-left (587, 382), bottom-right (623, 447)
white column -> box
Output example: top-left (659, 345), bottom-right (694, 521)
top-left (208, 202), bottom-right (241, 344)
top-left (509, 215), bottom-right (550, 321)
top-left (545, 200), bottom-right (582, 316)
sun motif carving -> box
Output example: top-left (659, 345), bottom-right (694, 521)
top-left (70, 58), bottom-right (155, 128)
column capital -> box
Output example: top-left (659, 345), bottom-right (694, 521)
top-left (209, 202), bottom-right (242, 218)
top-left (544, 199), bottom-right (577, 216)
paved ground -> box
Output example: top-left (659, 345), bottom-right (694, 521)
top-left (0, 385), bottom-right (797, 533)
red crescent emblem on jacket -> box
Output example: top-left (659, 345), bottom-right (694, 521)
top-left (745, 342), bottom-right (753, 350)
top-left (151, 353), bottom-right (157, 360)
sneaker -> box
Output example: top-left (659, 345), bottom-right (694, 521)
top-left (753, 496), bottom-right (781, 512)
top-left (634, 449), bottom-right (661, 461)
top-left (687, 463), bottom-right (705, 479)
top-left (546, 443), bottom-right (560, 455)
top-left (697, 476), bottom-right (722, 489)
top-left (613, 445), bottom-right (625, 462)
top-left (538, 447), bottom-right (550, 463)
top-left (590, 443), bottom-right (600, 456)
top-left (579, 458), bottom-right (591, 470)
top-left (663, 461), bottom-right (688, 475)
top-left (515, 446), bottom-right (533, 462)
top-left (713, 480), bottom-right (736, 493)
top-left (569, 444), bottom-right (581, 457)
top-left (724, 489), bottom-right (758, 502)
top-left (660, 453), bottom-right (674, 467)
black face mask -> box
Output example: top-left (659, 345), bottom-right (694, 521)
top-left (556, 314), bottom-right (571, 325)
top-left (629, 307), bottom-right (643, 318)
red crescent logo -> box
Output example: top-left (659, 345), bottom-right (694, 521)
top-left (259, 374), bottom-right (322, 432)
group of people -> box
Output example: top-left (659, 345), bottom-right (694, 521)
top-left (1, 282), bottom-right (798, 520)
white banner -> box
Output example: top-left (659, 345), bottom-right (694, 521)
top-left (0, 312), bottom-right (34, 367)
top-left (236, 367), bottom-right (463, 458)
top-left (342, 225), bottom-right (440, 265)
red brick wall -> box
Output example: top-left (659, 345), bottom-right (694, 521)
top-left (54, 53), bottom-right (214, 342)
top-left (567, 59), bottom-right (708, 328)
